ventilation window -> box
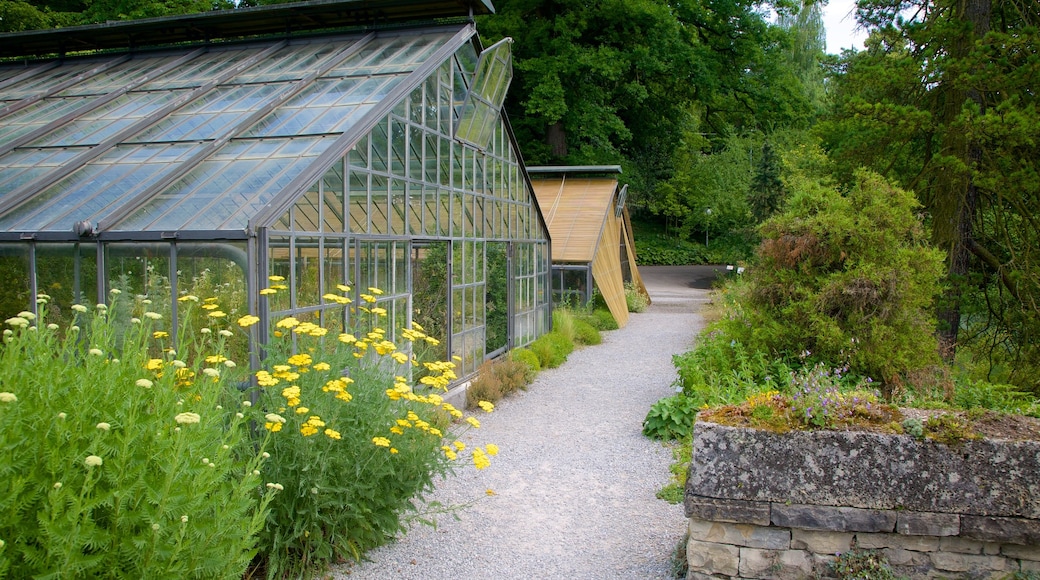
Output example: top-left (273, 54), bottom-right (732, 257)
top-left (454, 38), bottom-right (513, 151)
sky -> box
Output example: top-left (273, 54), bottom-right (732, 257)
top-left (822, 0), bottom-right (869, 53)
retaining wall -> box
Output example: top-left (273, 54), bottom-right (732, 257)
top-left (684, 421), bottom-right (1040, 579)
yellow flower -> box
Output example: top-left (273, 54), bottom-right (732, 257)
top-left (281, 386), bottom-right (301, 407)
top-left (300, 425), bottom-right (318, 436)
top-left (478, 401), bottom-right (495, 413)
top-left (205, 354), bottom-right (228, 364)
top-left (370, 307), bottom-right (387, 317)
top-left (486, 489), bottom-right (496, 496)
top-left (391, 352), bottom-right (409, 364)
top-left (466, 417), bottom-right (480, 429)
top-left (146, 358), bottom-right (164, 371)
top-left (472, 448), bottom-right (491, 470)
top-left (237, 315), bottom-right (260, 327)
top-left (372, 437), bottom-right (391, 447)
top-left (0, 392), bottom-right (17, 403)
top-left (390, 448), bottom-right (399, 454)
top-left (338, 333), bottom-right (357, 344)
top-left (390, 426), bottom-right (404, 435)
top-left (201, 303), bottom-right (218, 310)
top-left (295, 407), bottom-right (310, 414)
top-left (256, 370), bottom-right (279, 387)
top-left (453, 440), bottom-right (465, 451)
top-left (260, 288), bottom-right (277, 295)
top-left (207, 310), bottom-right (226, 318)
top-left (84, 455), bottom-right (103, 467)
top-left (336, 284), bottom-right (351, 292)
top-left (152, 331), bottom-right (169, 339)
top-left (275, 317), bottom-right (299, 329)
top-left (324, 429), bottom-right (341, 440)
top-left (96, 422), bottom-right (111, 431)
top-left (268, 275), bottom-right (286, 282)
top-left (177, 295), bottom-right (199, 302)
top-left (313, 362), bottom-right (331, 371)
top-left (336, 391), bottom-right (353, 402)
top-left (486, 443), bottom-right (499, 456)
top-left (368, 287), bottom-right (384, 295)
top-left (287, 353), bottom-right (312, 367)
top-left (360, 294), bottom-right (376, 303)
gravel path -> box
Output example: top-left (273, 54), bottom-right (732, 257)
top-left (334, 266), bottom-right (718, 580)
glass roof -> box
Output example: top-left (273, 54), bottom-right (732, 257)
top-left (0, 25), bottom-right (472, 235)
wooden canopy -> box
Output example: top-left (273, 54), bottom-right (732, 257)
top-left (529, 169), bottom-right (647, 327)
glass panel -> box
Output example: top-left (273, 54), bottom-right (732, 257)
top-left (370, 174), bottom-right (389, 234)
top-left (29, 91), bottom-right (183, 147)
top-left (0, 243), bottom-right (31, 323)
top-left (370, 119), bottom-right (388, 173)
top-left (295, 237), bottom-right (321, 309)
top-left (0, 61), bottom-right (100, 100)
top-left (294, 185), bottom-right (321, 232)
top-left (486, 242), bottom-right (508, 352)
top-left (390, 179), bottom-right (407, 235)
top-left (390, 117), bottom-right (406, 175)
top-left (36, 243), bottom-right (98, 328)
top-left (322, 238), bottom-right (347, 301)
top-left (322, 161), bottom-right (346, 233)
top-left (408, 125), bottom-right (424, 181)
top-left (348, 169), bottom-right (368, 233)
top-left (56, 55), bottom-right (177, 97)
top-left (106, 242), bottom-right (173, 326)
top-left (0, 97), bottom-right (90, 144)
top-left (175, 242), bottom-right (249, 362)
top-left (266, 236), bottom-right (292, 314)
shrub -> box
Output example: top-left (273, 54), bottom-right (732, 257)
top-left (510, 347), bottom-right (541, 374)
top-left (466, 357), bottom-right (532, 408)
top-left (0, 294), bottom-right (273, 579)
top-left (573, 319), bottom-right (601, 346)
top-left (588, 308), bottom-right (619, 331)
top-left (625, 282), bottom-right (649, 313)
top-left (249, 286), bottom-right (497, 578)
top-left (720, 170), bottom-right (945, 388)
top-left (831, 549), bottom-right (901, 580)
top-left (529, 331), bottom-right (574, 369)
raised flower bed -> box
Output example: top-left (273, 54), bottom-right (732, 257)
top-left (684, 416), bottom-right (1040, 579)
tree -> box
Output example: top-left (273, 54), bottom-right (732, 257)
top-left (817, 0), bottom-right (1040, 388)
top-left (748, 140), bottom-right (787, 221)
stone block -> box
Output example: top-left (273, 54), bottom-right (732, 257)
top-left (739, 547), bottom-right (813, 580)
top-left (1022, 559), bottom-right (1040, 572)
top-left (689, 517), bottom-right (791, 550)
top-left (897, 511), bottom-right (960, 536)
top-left (1002, 543), bottom-right (1040, 561)
top-left (881, 547), bottom-right (931, 568)
top-left (961, 515), bottom-right (1040, 545)
top-left (688, 538), bottom-right (740, 577)
top-left (930, 551), bottom-right (1009, 573)
top-left (686, 495), bottom-right (772, 525)
top-left (688, 421), bottom-right (1040, 518)
top-left (939, 535), bottom-right (985, 554)
top-left (789, 529), bottom-right (854, 554)
top-left (771, 503), bottom-right (896, 533)
top-left (855, 532), bottom-right (939, 552)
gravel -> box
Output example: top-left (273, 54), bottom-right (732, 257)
top-left (333, 266), bottom-right (713, 580)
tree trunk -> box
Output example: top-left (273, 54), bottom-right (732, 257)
top-left (546, 121), bottom-right (567, 158)
top-left (932, 0), bottom-right (991, 363)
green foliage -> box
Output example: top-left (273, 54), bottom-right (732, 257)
top-left (655, 440), bottom-right (692, 504)
top-left (509, 347), bottom-right (541, 374)
top-left (952, 380), bottom-right (1039, 417)
top-left (551, 309), bottom-right (576, 343)
top-left (0, 295), bottom-right (271, 579)
top-left (250, 298), bottom-right (471, 578)
top-left (831, 549), bottom-right (903, 580)
top-left (466, 357), bottom-right (532, 408)
top-left (736, 170), bottom-right (946, 386)
top-left (572, 319), bottom-right (601, 346)
top-left (633, 229), bottom-right (709, 265)
top-left (642, 394), bottom-right (699, 440)
top-left (624, 281), bottom-right (649, 313)
top-left (589, 308), bottom-right (619, 331)
top-left (528, 331), bottom-right (574, 369)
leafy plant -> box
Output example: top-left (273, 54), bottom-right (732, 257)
top-left (656, 440), bottom-right (692, 504)
top-left (0, 293), bottom-right (273, 579)
top-left (625, 281), bottom-right (649, 313)
top-left (466, 357), bottom-right (532, 408)
top-left (572, 319), bottom-right (602, 346)
top-left (248, 283), bottom-right (498, 578)
top-left (831, 549), bottom-right (903, 580)
top-left (642, 394), bottom-right (699, 440)
top-left (787, 364), bottom-right (881, 429)
top-left (528, 330), bottom-right (574, 369)
top-left (509, 347), bottom-right (541, 374)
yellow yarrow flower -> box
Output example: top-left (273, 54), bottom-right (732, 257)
top-left (287, 353), bottom-right (312, 367)
top-left (472, 448), bottom-right (491, 470)
top-left (372, 437), bottom-right (391, 447)
top-left (268, 275), bottom-right (285, 282)
top-left (324, 428), bottom-right (341, 440)
top-left (478, 401), bottom-right (495, 413)
top-left (466, 416), bottom-right (480, 429)
top-left (486, 443), bottom-right (499, 456)
top-left (260, 288), bottom-right (277, 295)
top-left (237, 314), bottom-right (260, 327)
top-left (275, 317), bottom-right (299, 328)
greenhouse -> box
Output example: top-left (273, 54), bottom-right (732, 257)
top-left (0, 0), bottom-right (552, 380)
top-left (529, 165), bottom-right (646, 327)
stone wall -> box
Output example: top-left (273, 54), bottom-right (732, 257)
top-left (685, 421), bottom-right (1040, 579)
